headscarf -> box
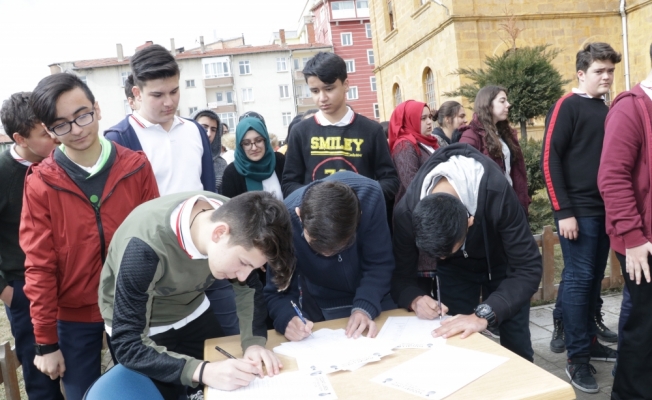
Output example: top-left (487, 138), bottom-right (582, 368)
top-left (388, 100), bottom-right (440, 155)
top-left (234, 117), bottom-right (276, 191)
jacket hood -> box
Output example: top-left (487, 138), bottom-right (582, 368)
top-left (610, 84), bottom-right (648, 109)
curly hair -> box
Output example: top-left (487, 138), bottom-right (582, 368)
top-left (473, 85), bottom-right (520, 164)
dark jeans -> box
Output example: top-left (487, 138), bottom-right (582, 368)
top-left (57, 320), bottom-right (105, 400)
top-left (205, 279), bottom-right (239, 336)
top-left (4, 280), bottom-right (64, 400)
top-left (552, 280), bottom-right (604, 321)
top-left (437, 265), bottom-right (534, 362)
top-left (617, 283), bottom-right (631, 351)
top-left (555, 216), bottom-right (610, 360)
top-left (149, 308), bottom-right (224, 400)
top-left (611, 253), bottom-right (652, 400)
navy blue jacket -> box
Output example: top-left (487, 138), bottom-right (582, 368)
top-left (104, 116), bottom-right (216, 192)
top-left (264, 171), bottom-right (395, 334)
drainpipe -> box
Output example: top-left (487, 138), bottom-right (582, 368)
top-left (620, 0), bottom-right (630, 90)
top-left (430, 0), bottom-right (449, 15)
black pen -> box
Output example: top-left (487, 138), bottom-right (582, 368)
top-left (215, 346), bottom-right (262, 378)
top-left (436, 276), bottom-right (443, 323)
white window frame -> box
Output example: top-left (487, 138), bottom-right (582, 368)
top-left (345, 59), bottom-right (356, 73)
top-left (370, 76), bottom-right (377, 92)
top-left (341, 32), bottom-right (353, 46)
top-left (242, 88), bottom-right (254, 102)
top-left (367, 49), bottom-right (375, 65)
top-left (238, 60), bottom-right (251, 75)
top-left (279, 85), bottom-right (290, 99)
top-left (425, 69), bottom-right (436, 111)
top-left (276, 57), bottom-right (288, 72)
top-left (203, 59), bottom-right (231, 78)
top-left (121, 71), bottom-right (129, 87)
top-left (186, 79), bottom-right (195, 88)
top-left (373, 103), bottom-right (380, 119)
top-left (188, 106), bottom-right (198, 115)
top-left (216, 92), bottom-right (223, 102)
top-left (282, 112), bottom-right (292, 126)
top-left (226, 91), bottom-right (234, 104)
top-left (365, 23), bottom-right (372, 38)
top-left (347, 86), bottom-right (359, 100)
top-left (293, 58), bottom-right (301, 70)
top-left (218, 112), bottom-right (237, 129)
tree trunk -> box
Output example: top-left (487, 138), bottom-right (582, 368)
top-left (520, 119), bottom-right (528, 141)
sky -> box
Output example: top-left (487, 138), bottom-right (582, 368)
top-left (0, 0), bottom-right (310, 102)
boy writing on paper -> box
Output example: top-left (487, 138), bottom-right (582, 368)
top-left (98, 191), bottom-right (295, 400)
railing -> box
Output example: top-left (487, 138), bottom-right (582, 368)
top-left (531, 225), bottom-right (623, 303)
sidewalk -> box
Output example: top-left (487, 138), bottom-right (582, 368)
top-left (516, 293), bottom-right (621, 399)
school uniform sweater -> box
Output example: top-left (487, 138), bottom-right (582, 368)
top-left (541, 93), bottom-right (609, 219)
top-left (281, 114), bottom-right (399, 202)
top-left (265, 171), bottom-right (395, 334)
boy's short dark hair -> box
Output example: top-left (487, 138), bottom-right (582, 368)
top-left (576, 42), bottom-right (622, 72)
top-left (302, 52), bottom-right (347, 85)
top-left (130, 44), bottom-right (180, 88)
top-left (300, 181), bottom-right (361, 256)
top-left (211, 191), bottom-right (295, 290)
top-left (30, 73), bottom-right (96, 127)
top-left (1, 92), bottom-right (39, 142)
top-left (124, 74), bottom-right (135, 99)
top-left (413, 193), bottom-right (469, 259)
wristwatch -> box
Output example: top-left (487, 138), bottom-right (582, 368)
top-left (474, 304), bottom-right (497, 327)
top-left (34, 343), bottom-right (59, 356)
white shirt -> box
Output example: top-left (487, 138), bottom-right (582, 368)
top-left (129, 112), bottom-right (204, 196)
top-left (10, 144), bottom-right (32, 167)
top-left (315, 106), bottom-right (355, 126)
top-left (262, 172), bottom-right (283, 200)
top-left (499, 139), bottom-right (513, 186)
top-left (640, 79), bottom-right (652, 102)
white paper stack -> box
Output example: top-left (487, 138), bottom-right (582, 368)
top-left (273, 328), bottom-right (395, 374)
top-left (206, 371), bottom-right (338, 399)
top-left (375, 316), bottom-right (448, 349)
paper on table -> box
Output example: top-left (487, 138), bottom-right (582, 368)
top-left (375, 316), bottom-right (447, 349)
top-left (274, 328), bottom-right (394, 373)
top-left (371, 344), bottom-right (509, 399)
top-left (206, 371), bottom-right (337, 400)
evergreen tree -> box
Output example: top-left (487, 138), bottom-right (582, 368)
top-left (446, 45), bottom-right (570, 139)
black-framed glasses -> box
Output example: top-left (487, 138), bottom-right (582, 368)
top-left (241, 137), bottom-right (265, 149)
top-left (49, 111), bottom-right (95, 136)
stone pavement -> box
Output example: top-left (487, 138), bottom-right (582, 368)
top-left (486, 292), bottom-right (622, 399)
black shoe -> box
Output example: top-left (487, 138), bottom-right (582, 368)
top-left (550, 318), bottom-right (565, 353)
top-left (589, 338), bottom-right (617, 362)
top-left (594, 312), bottom-right (618, 343)
top-left (566, 359), bottom-right (599, 393)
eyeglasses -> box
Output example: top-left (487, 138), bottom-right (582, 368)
top-left (241, 137), bottom-right (265, 149)
top-left (49, 111), bottom-right (95, 136)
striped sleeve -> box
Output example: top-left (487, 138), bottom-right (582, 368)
top-left (541, 94), bottom-right (575, 219)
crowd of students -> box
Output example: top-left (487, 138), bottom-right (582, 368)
top-left (0, 40), bottom-right (649, 400)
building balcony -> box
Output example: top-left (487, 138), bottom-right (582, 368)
top-left (296, 97), bottom-right (314, 107)
top-left (209, 104), bottom-right (237, 114)
top-left (204, 76), bottom-right (234, 88)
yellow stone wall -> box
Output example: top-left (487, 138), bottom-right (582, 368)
top-left (371, 0), bottom-right (651, 137)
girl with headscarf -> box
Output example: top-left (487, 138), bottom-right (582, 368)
top-left (388, 100), bottom-right (439, 205)
top-left (221, 117), bottom-right (285, 200)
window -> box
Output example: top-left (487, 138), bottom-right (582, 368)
top-left (124, 100), bottom-right (131, 116)
top-left (367, 50), bottom-right (375, 65)
top-left (345, 60), bottom-right (356, 73)
top-left (279, 85), bottom-right (290, 99)
top-left (188, 107), bottom-right (198, 115)
top-left (424, 68), bottom-right (436, 111)
top-left (374, 103), bottom-right (380, 119)
top-left (365, 23), bottom-right (372, 38)
top-left (282, 112), bottom-right (293, 126)
top-left (303, 57), bottom-right (310, 66)
top-left (238, 60), bottom-right (251, 75)
top-left (276, 58), bottom-right (288, 72)
top-left (296, 84), bottom-right (311, 98)
top-left (357, 0), bottom-right (370, 17)
top-left (79, 75), bottom-right (87, 84)
top-left (121, 71), bottom-right (129, 86)
top-left (204, 60), bottom-right (231, 78)
top-left (293, 58), bottom-right (301, 70)
top-left (216, 92), bottom-right (223, 102)
top-left (242, 88), bottom-right (254, 102)
top-left (332, 1), bottom-right (355, 18)
top-left (387, 1), bottom-right (395, 31)
top-left (341, 33), bottom-right (353, 46)
top-left (394, 84), bottom-right (402, 106)
top-left (370, 76), bottom-right (377, 91)
top-left (347, 86), bottom-right (359, 100)
top-left (218, 112), bottom-right (237, 129)
top-left (226, 91), bottom-right (234, 104)
top-left (186, 79), bottom-right (195, 88)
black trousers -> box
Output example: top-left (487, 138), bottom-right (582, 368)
top-left (612, 253), bottom-right (652, 400)
top-left (150, 308), bottom-right (225, 400)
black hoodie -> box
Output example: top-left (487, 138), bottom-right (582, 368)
top-left (391, 144), bottom-right (541, 324)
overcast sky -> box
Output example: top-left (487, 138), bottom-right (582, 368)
top-left (0, 0), bottom-right (309, 102)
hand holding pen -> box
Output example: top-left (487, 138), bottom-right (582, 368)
top-left (285, 300), bottom-right (314, 341)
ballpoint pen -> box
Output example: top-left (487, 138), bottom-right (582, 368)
top-left (214, 346), bottom-right (262, 378)
top-left (291, 300), bottom-right (314, 338)
top-left (436, 276), bottom-right (443, 323)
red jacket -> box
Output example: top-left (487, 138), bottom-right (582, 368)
top-left (20, 144), bottom-right (159, 344)
top-left (599, 84), bottom-right (652, 255)
top-left (458, 118), bottom-right (530, 215)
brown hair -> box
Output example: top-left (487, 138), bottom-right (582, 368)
top-left (576, 42), bottom-right (622, 72)
top-left (473, 85), bottom-right (519, 163)
top-left (433, 101), bottom-right (463, 128)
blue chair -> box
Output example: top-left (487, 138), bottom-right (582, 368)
top-left (83, 364), bottom-right (164, 400)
